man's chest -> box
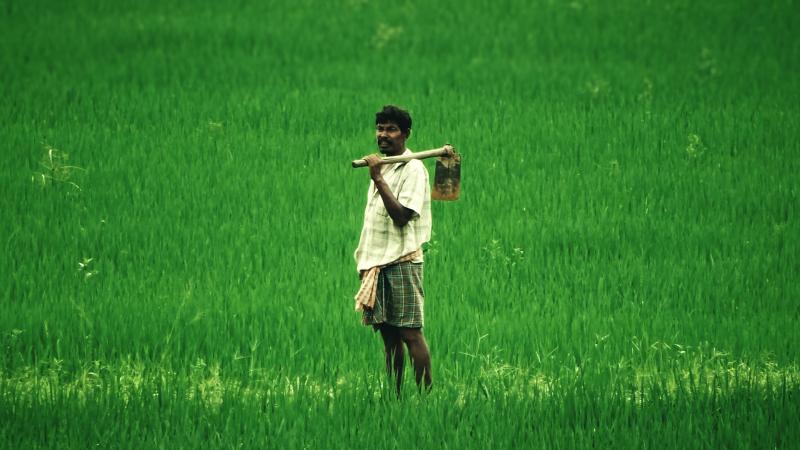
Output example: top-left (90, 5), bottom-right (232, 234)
top-left (369, 165), bottom-right (407, 197)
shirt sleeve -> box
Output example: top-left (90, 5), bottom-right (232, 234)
top-left (396, 161), bottom-right (428, 218)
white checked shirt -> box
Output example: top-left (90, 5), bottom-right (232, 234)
top-left (354, 149), bottom-right (432, 272)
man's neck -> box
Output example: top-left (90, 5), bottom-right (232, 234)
top-left (384, 147), bottom-right (406, 157)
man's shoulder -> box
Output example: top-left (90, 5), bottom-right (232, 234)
top-left (403, 155), bottom-right (428, 175)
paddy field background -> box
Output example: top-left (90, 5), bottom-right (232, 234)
top-left (1, 0), bottom-right (799, 447)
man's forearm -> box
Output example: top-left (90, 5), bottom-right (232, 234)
top-left (373, 177), bottom-right (413, 227)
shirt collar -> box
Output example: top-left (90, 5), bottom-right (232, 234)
top-left (388, 148), bottom-right (412, 171)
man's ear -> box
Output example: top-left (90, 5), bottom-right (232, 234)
top-left (404, 128), bottom-right (412, 139)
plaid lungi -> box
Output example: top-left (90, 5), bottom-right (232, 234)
top-left (362, 261), bottom-right (425, 328)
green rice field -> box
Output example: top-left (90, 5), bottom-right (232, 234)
top-left (2, 0), bottom-right (799, 447)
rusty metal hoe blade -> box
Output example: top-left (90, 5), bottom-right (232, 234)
top-left (431, 150), bottom-right (461, 201)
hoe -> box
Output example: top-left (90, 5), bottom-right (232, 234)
top-left (351, 145), bottom-right (461, 201)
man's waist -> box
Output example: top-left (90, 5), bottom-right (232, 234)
top-left (356, 248), bottom-right (423, 272)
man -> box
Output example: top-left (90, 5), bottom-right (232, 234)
top-left (354, 105), bottom-right (432, 395)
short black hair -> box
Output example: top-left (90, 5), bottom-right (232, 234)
top-left (375, 105), bottom-right (412, 134)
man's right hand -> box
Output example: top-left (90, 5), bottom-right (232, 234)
top-left (363, 154), bottom-right (383, 182)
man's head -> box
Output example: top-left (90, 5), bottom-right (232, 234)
top-left (375, 105), bottom-right (412, 156)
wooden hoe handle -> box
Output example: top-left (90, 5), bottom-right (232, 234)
top-left (351, 145), bottom-right (455, 168)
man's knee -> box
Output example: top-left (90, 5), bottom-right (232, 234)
top-left (379, 326), bottom-right (399, 348)
top-left (399, 328), bottom-right (424, 345)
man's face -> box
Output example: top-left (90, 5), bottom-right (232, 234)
top-left (376, 122), bottom-right (407, 156)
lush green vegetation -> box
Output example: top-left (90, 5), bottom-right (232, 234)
top-left (2, 0), bottom-right (798, 447)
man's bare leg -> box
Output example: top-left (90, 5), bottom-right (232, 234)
top-left (399, 327), bottom-right (432, 391)
top-left (379, 325), bottom-right (405, 395)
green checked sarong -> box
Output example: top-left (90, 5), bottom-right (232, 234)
top-left (362, 261), bottom-right (425, 329)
